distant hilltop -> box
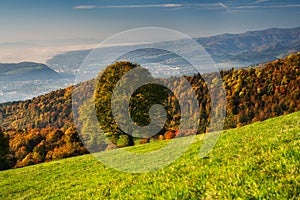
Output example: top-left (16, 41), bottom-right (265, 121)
top-left (47, 26), bottom-right (300, 76)
top-left (0, 62), bottom-right (61, 82)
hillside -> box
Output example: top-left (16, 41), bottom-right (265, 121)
top-left (0, 52), bottom-right (299, 170)
top-left (3, 27), bottom-right (298, 103)
top-left (0, 62), bottom-right (61, 81)
top-left (2, 53), bottom-right (300, 131)
top-left (0, 111), bottom-right (299, 199)
top-left (47, 27), bottom-right (300, 74)
top-left (197, 27), bottom-right (300, 64)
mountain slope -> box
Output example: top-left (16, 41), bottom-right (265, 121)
top-left (0, 62), bottom-right (61, 81)
top-left (2, 53), bottom-right (299, 131)
top-left (0, 111), bottom-right (299, 199)
top-left (3, 27), bottom-right (296, 103)
top-left (199, 27), bottom-right (300, 65)
top-left (47, 27), bottom-right (300, 74)
top-left (0, 52), bottom-right (299, 170)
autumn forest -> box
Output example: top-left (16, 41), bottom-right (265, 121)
top-left (0, 52), bottom-right (299, 170)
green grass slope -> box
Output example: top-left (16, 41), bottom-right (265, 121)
top-left (0, 111), bottom-right (299, 199)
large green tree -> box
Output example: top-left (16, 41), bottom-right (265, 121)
top-left (94, 62), bottom-right (138, 146)
top-left (94, 61), bottom-right (174, 147)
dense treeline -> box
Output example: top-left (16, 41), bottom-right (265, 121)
top-left (0, 52), bottom-right (299, 170)
top-left (222, 54), bottom-right (300, 127)
top-left (0, 87), bottom-right (73, 130)
top-left (3, 127), bottom-right (87, 169)
top-left (0, 128), bottom-right (9, 170)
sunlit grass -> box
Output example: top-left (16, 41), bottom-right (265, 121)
top-left (0, 111), bottom-right (299, 199)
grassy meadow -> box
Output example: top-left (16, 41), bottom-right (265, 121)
top-left (0, 111), bottom-right (299, 199)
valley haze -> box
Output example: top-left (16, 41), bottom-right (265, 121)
top-left (1, 27), bottom-right (300, 103)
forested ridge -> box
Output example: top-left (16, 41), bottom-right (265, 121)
top-left (0, 52), bottom-right (299, 170)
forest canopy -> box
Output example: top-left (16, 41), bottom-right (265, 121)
top-left (0, 52), bottom-right (299, 170)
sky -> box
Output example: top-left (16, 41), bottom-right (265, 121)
top-left (0, 0), bottom-right (299, 63)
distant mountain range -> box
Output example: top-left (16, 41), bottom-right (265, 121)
top-left (0, 62), bottom-right (61, 81)
top-left (196, 27), bottom-right (300, 65)
top-left (0, 27), bottom-right (299, 103)
top-left (47, 27), bottom-right (300, 76)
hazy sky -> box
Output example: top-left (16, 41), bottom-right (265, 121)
top-left (0, 0), bottom-right (299, 63)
